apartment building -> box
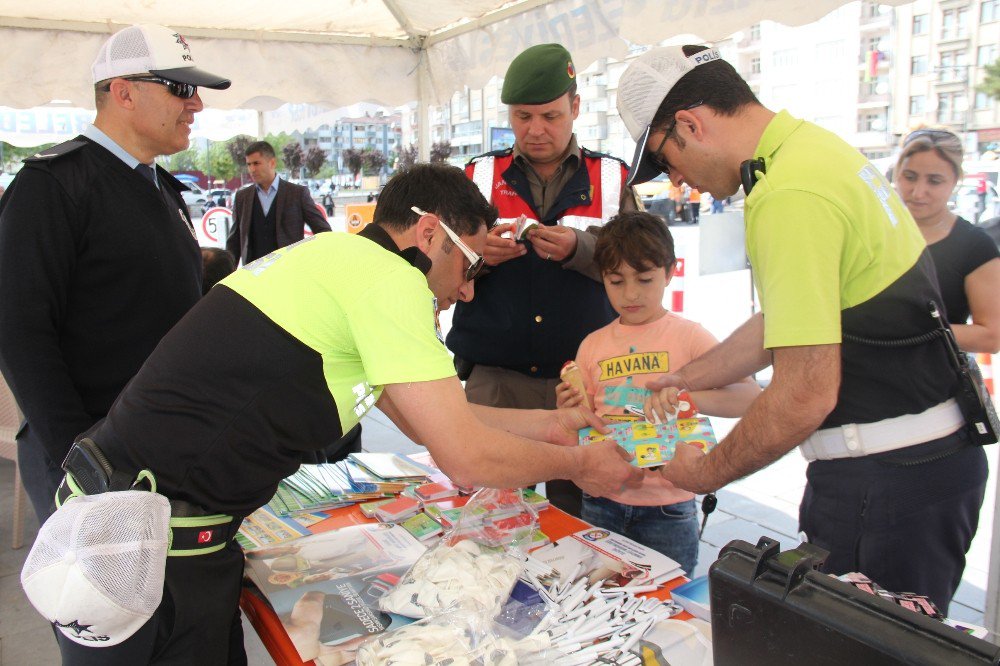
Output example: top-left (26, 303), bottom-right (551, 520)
top-left (424, 0), bottom-right (998, 166)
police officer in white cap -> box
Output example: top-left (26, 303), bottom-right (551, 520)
top-left (0, 23), bottom-right (229, 530)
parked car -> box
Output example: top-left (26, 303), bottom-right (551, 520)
top-left (950, 179), bottom-right (1000, 225)
top-left (635, 173), bottom-right (677, 223)
top-left (180, 184), bottom-right (207, 210)
top-left (206, 189), bottom-right (232, 209)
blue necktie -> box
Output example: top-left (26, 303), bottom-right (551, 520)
top-left (136, 164), bottom-right (157, 189)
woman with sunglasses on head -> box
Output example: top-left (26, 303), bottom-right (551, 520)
top-left (894, 128), bottom-right (1000, 353)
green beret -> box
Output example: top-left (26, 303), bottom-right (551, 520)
top-left (501, 44), bottom-right (577, 105)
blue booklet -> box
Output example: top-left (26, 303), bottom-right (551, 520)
top-left (670, 575), bottom-right (710, 621)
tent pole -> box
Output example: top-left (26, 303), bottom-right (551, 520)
top-left (418, 54), bottom-right (430, 162)
top-left (257, 110), bottom-right (265, 139)
top-left (986, 417), bottom-right (999, 636)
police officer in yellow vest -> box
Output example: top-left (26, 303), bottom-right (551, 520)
top-left (447, 44), bottom-right (638, 516)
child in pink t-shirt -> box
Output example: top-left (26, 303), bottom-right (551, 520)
top-left (556, 212), bottom-right (759, 574)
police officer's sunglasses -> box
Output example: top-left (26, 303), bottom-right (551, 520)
top-left (411, 206), bottom-right (485, 282)
top-left (101, 76), bottom-right (198, 99)
top-left (648, 100), bottom-right (704, 175)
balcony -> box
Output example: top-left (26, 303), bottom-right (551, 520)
top-left (859, 11), bottom-right (891, 29)
top-left (934, 66), bottom-right (970, 85)
top-left (938, 29), bottom-right (971, 45)
top-left (858, 92), bottom-right (891, 107)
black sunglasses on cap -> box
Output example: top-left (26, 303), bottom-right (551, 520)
top-left (102, 76), bottom-right (198, 99)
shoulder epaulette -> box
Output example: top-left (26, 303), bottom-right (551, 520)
top-left (24, 139), bottom-right (87, 163)
top-left (581, 146), bottom-right (629, 169)
top-left (466, 147), bottom-right (513, 167)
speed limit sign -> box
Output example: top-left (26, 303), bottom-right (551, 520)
top-left (199, 207), bottom-right (233, 248)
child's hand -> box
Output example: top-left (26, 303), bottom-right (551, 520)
top-left (644, 386), bottom-right (681, 424)
top-left (555, 380), bottom-right (584, 409)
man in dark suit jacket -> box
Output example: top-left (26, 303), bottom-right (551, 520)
top-left (227, 140), bottom-right (331, 264)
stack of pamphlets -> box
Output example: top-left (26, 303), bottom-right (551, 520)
top-left (268, 463), bottom-right (390, 516)
top-left (414, 480), bottom-right (459, 502)
top-left (237, 506), bottom-right (326, 550)
top-left (244, 523), bottom-right (426, 663)
top-left (578, 416), bottom-right (718, 468)
top-left (373, 495), bottom-right (421, 523)
top-left (347, 452), bottom-right (433, 482)
top-left (520, 488), bottom-right (550, 512)
top-left (531, 528), bottom-right (684, 589)
top-left (400, 512), bottom-right (443, 541)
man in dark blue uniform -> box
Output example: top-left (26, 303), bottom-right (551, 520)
top-left (447, 44), bottom-right (638, 516)
top-left (0, 24), bottom-right (230, 522)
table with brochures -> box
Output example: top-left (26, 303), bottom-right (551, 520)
top-left (240, 498), bottom-right (693, 666)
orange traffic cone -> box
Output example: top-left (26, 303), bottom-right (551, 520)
top-left (976, 353), bottom-right (994, 396)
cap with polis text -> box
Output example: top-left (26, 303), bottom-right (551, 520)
top-left (501, 44), bottom-right (577, 105)
top-left (21, 491), bottom-right (170, 647)
top-left (92, 24), bottom-right (231, 90)
top-left (617, 46), bottom-right (722, 186)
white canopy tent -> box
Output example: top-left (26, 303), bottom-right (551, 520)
top-left (1, 0), bottom-right (997, 637)
top-left (0, 0), bottom-right (911, 155)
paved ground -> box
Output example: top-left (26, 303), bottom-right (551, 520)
top-left (1, 412), bottom-right (995, 664)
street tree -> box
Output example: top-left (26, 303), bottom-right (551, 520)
top-left (227, 135), bottom-right (255, 182)
top-left (981, 58), bottom-right (1000, 102)
top-left (164, 147), bottom-right (199, 173)
top-left (305, 146), bottom-right (328, 177)
top-left (343, 148), bottom-right (364, 183)
top-left (396, 144), bottom-right (418, 171)
top-left (362, 148), bottom-right (386, 176)
top-left (430, 141), bottom-right (452, 163)
top-left (282, 142), bottom-right (305, 179)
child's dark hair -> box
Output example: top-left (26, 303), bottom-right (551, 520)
top-left (595, 211), bottom-right (676, 274)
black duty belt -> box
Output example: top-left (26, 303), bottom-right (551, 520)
top-left (57, 439), bottom-right (238, 556)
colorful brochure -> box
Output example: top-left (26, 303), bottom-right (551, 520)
top-left (578, 416), bottom-right (718, 468)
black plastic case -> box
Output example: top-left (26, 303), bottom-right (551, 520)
top-left (709, 537), bottom-right (1000, 665)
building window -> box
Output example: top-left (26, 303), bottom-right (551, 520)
top-left (936, 92), bottom-right (967, 123)
top-left (939, 50), bottom-right (968, 81)
top-left (979, 44), bottom-right (997, 66)
top-left (772, 48), bottom-right (798, 68)
top-left (982, 0), bottom-right (998, 23)
top-left (912, 13), bottom-right (927, 34)
top-left (750, 56), bottom-right (761, 74)
top-left (862, 1), bottom-right (881, 18)
top-left (750, 23), bottom-right (761, 41)
top-left (911, 55), bottom-right (928, 75)
top-left (909, 95), bottom-right (926, 115)
top-left (975, 92), bottom-right (994, 109)
top-left (941, 8), bottom-right (970, 39)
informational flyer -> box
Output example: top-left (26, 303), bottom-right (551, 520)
top-left (244, 523), bottom-right (426, 664)
top-left (531, 527), bottom-right (683, 588)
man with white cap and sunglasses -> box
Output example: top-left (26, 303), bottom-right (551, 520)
top-left (0, 24), bottom-right (231, 526)
top-left (617, 45), bottom-right (987, 613)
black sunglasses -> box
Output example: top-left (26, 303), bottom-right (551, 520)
top-left (903, 128), bottom-right (959, 146)
top-left (103, 76), bottom-right (198, 99)
top-left (648, 101), bottom-right (704, 175)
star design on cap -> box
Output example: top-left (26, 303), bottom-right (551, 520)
top-left (174, 33), bottom-right (191, 51)
top-left (54, 619), bottom-right (93, 636)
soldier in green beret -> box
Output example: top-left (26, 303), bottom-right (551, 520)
top-left (447, 43), bottom-right (639, 517)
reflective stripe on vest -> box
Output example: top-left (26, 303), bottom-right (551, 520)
top-left (470, 153), bottom-right (622, 229)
